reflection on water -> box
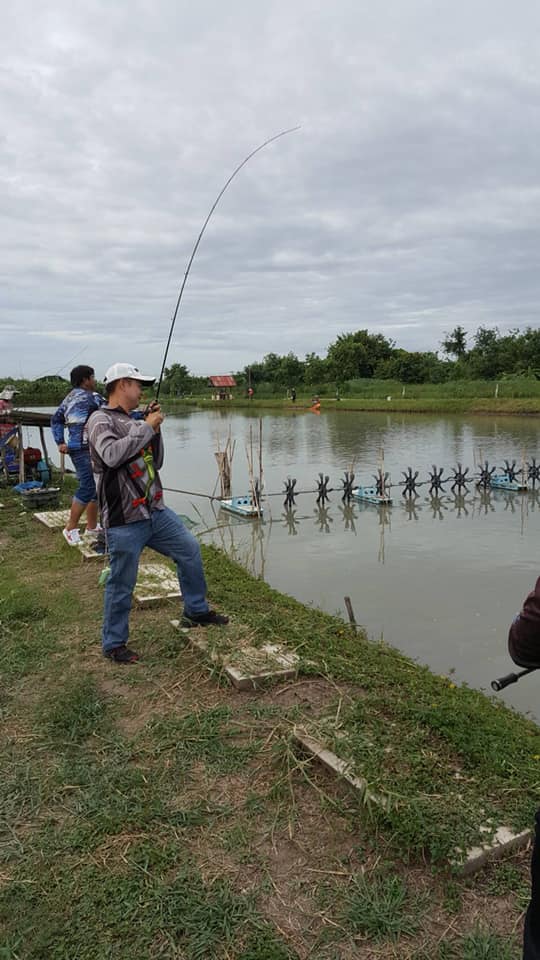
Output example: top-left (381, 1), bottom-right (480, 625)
top-left (159, 408), bottom-right (540, 722)
top-left (199, 489), bottom-right (540, 578)
top-left (25, 406), bottom-right (540, 721)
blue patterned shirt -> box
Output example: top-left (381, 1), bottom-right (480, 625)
top-left (51, 388), bottom-right (106, 451)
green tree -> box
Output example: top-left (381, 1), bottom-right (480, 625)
top-left (162, 363), bottom-right (192, 396)
top-left (467, 327), bottom-right (501, 379)
top-left (441, 325), bottom-right (468, 360)
top-left (304, 352), bottom-right (329, 386)
top-left (276, 352), bottom-right (304, 386)
top-left (261, 353), bottom-right (282, 381)
top-left (327, 330), bottom-right (394, 380)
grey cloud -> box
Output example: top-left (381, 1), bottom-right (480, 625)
top-left (2, 1), bottom-right (540, 376)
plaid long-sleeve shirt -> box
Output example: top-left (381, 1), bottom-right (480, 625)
top-left (87, 406), bottom-right (164, 528)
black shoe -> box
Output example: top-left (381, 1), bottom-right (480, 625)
top-left (104, 646), bottom-right (140, 663)
top-left (181, 609), bottom-right (229, 628)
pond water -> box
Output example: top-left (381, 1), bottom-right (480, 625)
top-left (24, 406), bottom-right (540, 720)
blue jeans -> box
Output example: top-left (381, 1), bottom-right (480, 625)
top-left (70, 449), bottom-right (97, 505)
top-left (102, 507), bottom-right (209, 652)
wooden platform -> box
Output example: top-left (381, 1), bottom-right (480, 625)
top-left (171, 620), bottom-right (299, 690)
top-left (134, 564), bottom-right (181, 607)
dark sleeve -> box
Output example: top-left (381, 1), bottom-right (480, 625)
top-left (508, 577), bottom-right (540, 668)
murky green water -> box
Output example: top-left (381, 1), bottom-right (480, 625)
top-left (161, 408), bottom-right (540, 720)
top-left (27, 406), bottom-right (540, 719)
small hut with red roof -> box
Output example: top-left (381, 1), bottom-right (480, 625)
top-left (209, 375), bottom-right (237, 401)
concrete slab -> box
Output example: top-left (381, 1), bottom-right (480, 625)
top-left (457, 825), bottom-right (532, 876)
top-left (293, 724), bottom-right (531, 874)
top-left (134, 564), bottom-right (181, 607)
top-left (76, 539), bottom-right (107, 562)
top-left (34, 509), bottom-right (75, 529)
top-left (294, 727), bottom-right (390, 810)
top-left (33, 511), bottom-right (107, 559)
top-left (171, 620), bottom-right (299, 690)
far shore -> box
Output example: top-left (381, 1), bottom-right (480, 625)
top-left (163, 395), bottom-right (540, 417)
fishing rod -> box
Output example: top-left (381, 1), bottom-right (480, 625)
top-left (154, 125), bottom-right (300, 401)
top-left (491, 666), bottom-right (536, 691)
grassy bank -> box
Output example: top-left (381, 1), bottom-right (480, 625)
top-left (165, 378), bottom-right (540, 416)
top-left (170, 395), bottom-right (540, 416)
top-left (0, 483), bottom-right (537, 958)
top-left (9, 376), bottom-right (540, 416)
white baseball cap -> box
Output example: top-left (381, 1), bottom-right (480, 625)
top-left (103, 362), bottom-right (155, 385)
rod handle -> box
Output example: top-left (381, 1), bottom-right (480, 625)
top-left (491, 672), bottom-right (520, 692)
top-left (491, 667), bottom-right (535, 692)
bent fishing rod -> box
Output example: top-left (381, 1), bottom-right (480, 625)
top-left (153, 126), bottom-right (300, 402)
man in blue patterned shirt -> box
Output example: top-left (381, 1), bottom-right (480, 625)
top-left (51, 365), bottom-right (105, 545)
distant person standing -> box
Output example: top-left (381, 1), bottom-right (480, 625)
top-left (247, 386), bottom-right (254, 400)
top-left (290, 387), bottom-right (296, 403)
top-left (51, 365), bottom-right (105, 545)
top-left (0, 387), bottom-right (16, 439)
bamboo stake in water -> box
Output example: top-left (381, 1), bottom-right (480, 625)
top-left (258, 417), bottom-right (263, 497)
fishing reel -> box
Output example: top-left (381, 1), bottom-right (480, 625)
top-left (142, 400), bottom-right (161, 418)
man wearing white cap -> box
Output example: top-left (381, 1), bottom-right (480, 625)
top-left (87, 363), bottom-right (228, 664)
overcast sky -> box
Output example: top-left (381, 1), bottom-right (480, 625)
top-left (2, 1), bottom-right (540, 378)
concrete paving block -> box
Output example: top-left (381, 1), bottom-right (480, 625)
top-left (34, 509), bottom-right (74, 530)
top-left (76, 539), bottom-right (107, 562)
top-left (457, 825), bottom-right (532, 876)
top-left (171, 620), bottom-right (299, 690)
top-left (295, 725), bottom-right (532, 874)
top-left (294, 727), bottom-right (389, 809)
top-left (134, 564), bottom-right (181, 607)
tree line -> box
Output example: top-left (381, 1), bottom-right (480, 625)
top-left (2, 326), bottom-right (539, 402)
top-left (158, 325), bottom-right (540, 395)
top-left (237, 325), bottom-right (540, 390)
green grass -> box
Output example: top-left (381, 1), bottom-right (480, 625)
top-left (148, 705), bottom-right (261, 773)
top-left (414, 927), bottom-right (520, 959)
top-left (0, 581), bottom-right (47, 622)
top-left (163, 376), bottom-right (540, 416)
top-left (337, 872), bottom-right (426, 942)
top-left (0, 850), bottom-right (274, 960)
top-left (343, 376), bottom-right (540, 400)
top-left (201, 545), bottom-right (540, 864)
top-left (40, 676), bottom-right (111, 742)
top-left (0, 484), bottom-right (535, 958)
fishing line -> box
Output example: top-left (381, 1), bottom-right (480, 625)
top-left (33, 345), bottom-right (89, 381)
top-left (154, 126), bottom-right (300, 399)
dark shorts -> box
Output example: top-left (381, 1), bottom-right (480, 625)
top-left (70, 449), bottom-right (97, 505)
